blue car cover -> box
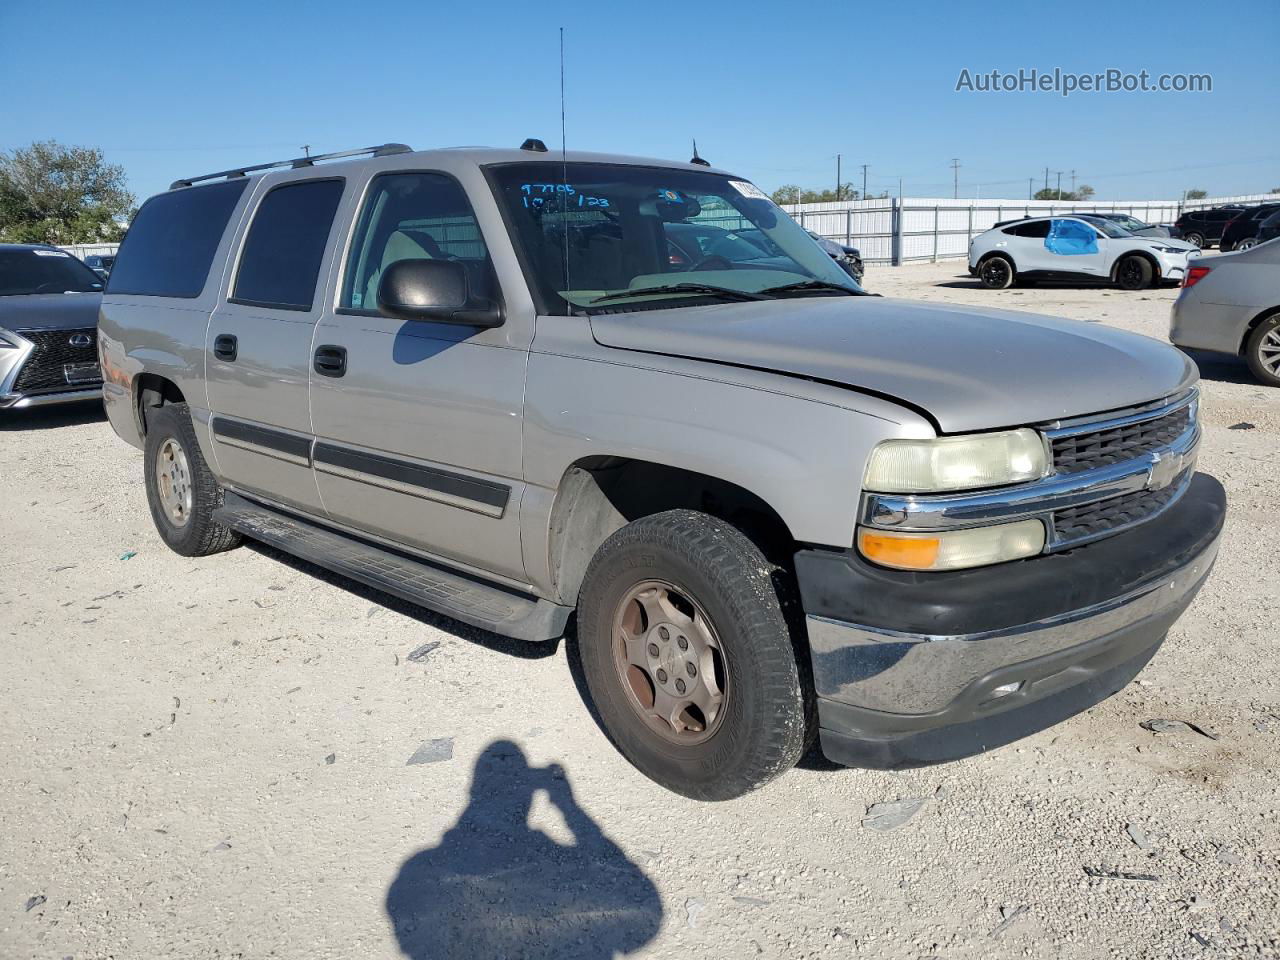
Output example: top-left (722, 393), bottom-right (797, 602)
top-left (1046, 218), bottom-right (1099, 256)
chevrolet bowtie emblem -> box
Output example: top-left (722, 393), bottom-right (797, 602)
top-left (1147, 451), bottom-right (1181, 491)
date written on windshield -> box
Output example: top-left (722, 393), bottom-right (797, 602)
top-left (520, 183), bottom-right (610, 209)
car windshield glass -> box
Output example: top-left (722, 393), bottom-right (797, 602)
top-left (489, 163), bottom-right (860, 313)
top-left (0, 249), bottom-right (104, 296)
top-left (1079, 217), bottom-right (1130, 238)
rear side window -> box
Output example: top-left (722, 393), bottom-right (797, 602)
top-left (1011, 220), bottom-right (1051, 238)
top-left (107, 180), bottom-right (248, 298)
top-left (232, 179), bottom-right (344, 311)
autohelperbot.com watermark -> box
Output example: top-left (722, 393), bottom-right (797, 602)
top-left (955, 67), bottom-right (1212, 97)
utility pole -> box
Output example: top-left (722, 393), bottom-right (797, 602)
top-left (898, 176), bottom-right (904, 200)
top-left (950, 158), bottom-right (961, 199)
top-left (836, 154), bottom-right (841, 201)
top-left (860, 164), bottom-right (868, 201)
top-left (1029, 177), bottom-right (1034, 200)
top-left (1070, 169), bottom-right (1077, 193)
top-left (301, 145), bottom-right (311, 158)
top-left (1044, 167), bottom-right (1050, 193)
top-left (1056, 171), bottom-right (1063, 199)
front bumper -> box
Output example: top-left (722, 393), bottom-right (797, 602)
top-left (0, 387), bottom-right (103, 409)
top-left (796, 472), bottom-right (1225, 769)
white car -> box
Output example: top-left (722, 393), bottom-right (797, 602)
top-left (968, 215), bottom-right (1196, 290)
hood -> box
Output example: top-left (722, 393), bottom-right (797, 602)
top-left (589, 296), bottom-right (1196, 433)
top-left (0, 292), bottom-right (102, 332)
top-left (1136, 235), bottom-right (1195, 252)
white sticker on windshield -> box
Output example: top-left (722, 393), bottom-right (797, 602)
top-left (32, 249), bottom-right (71, 257)
top-left (728, 180), bottom-right (770, 201)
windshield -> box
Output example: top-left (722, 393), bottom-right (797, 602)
top-left (0, 248), bottom-right (104, 296)
top-left (489, 163), bottom-right (861, 313)
top-left (1078, 216), bottom-right (1131, 239)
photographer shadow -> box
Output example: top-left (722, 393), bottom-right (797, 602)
top-left (386, 740), bottom-right (662, 960)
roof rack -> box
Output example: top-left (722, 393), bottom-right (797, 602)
top-left (170, 143), bottom-right (412, 190)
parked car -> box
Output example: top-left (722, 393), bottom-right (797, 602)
top-left (100, 142), bottom-right (1224, 800)
top-left (1173, 206), bottom-right (1245, 249)
top-left (0, 243), bottom-right (105, 410)
top-left (968, 215), bottom-right (1196, 290)
top-left (1219, 203), bottom-right (1280, 252)
top-left (83, 254), bottom-right (116, 279)
top-left (1171, 239), bottom-right (1280, 386)
top-left (1256, 210), bottom-right (1280, 246)
top-left (806, 229), bottom-right (865, 282)
top-left (1081, 212), bottom-right (1181, 239)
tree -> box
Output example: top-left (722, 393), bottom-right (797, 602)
top-left (0, 141), bottom-right (134, 244)
top-left (770, 183), bottom-right (866, 204)
top-left (1185, 189), bottom-right (1208, 200)
top-left (1076, 184), bottom-right (1095, 200)
top-left (1034, 186), bottom-right (1093, 201)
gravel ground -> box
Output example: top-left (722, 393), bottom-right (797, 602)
top-left (2, 260), bottom-right (1277, 959)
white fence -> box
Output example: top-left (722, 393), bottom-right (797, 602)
top-left (784, 192), bottom-right (1280, 265)
top-left (57, 242), bottom-right (119, 259)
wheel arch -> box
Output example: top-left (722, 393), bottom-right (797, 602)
top-left (976, 249), bottom-right (1018, 272)
top-left (546, 457), bottom-right (797, 607)
top-left (1240, 305), bottom-right (1280, 355)
top-left (1112, 249), bottom-right (1161, 283)
top-left (134, 373), bottom-right (186, 438)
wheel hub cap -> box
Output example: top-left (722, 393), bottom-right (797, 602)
top-left (155, 437), bottom-right (193, 527)
top-left (612, 580), bottom-right (727, 745)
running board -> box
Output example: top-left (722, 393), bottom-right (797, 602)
top-left (214, 492), bottom-right (570, 642)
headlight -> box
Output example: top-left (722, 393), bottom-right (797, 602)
top-left (864, 429), bottom-right (1048, 493)
top-left (1154, 245), bottom-right (1186, 254)
top-left (858, 519), bottom-right (1046, 571)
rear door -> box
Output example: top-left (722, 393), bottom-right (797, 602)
top-left (204, 175), bottom-right (348, 514)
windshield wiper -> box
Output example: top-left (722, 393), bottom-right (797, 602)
top-left (589, 283), bottom-right (770, 304)
top-left (757, 280), bottom-right (864, 297)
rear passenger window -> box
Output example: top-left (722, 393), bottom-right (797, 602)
top-left (232, 179), bottom-right (344, 311)
top-left (107, 180), bottom-right (248, 298)
top-left (1012, 220), bottom-right (1051, 238)
top-left (340, 172), bottom-right (493, 312)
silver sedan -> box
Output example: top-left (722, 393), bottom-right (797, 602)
top-left (1170, 238), bottom-right (1280, 386)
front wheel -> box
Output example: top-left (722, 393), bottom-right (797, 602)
top-left (978, 255), bottom-right (1015, 289)
top-left (1245, 314), bottom-right (1280, 387)
top-left (1115, 255), bottom-right (1154, 290)
top-left (144, 403), bottom-right (242, 557)
top-left (576, 510), bottom-right (812, 800)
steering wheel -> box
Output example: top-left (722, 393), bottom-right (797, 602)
top-left (688, 255), bottom-right (733, 272)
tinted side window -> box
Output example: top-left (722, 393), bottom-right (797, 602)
top-left (107, 180), bottom-right (248, 298)
top-left (340, 172), bottom-right (492, 311)
top-left (232, 179), bottom-right (344, 311)
top-left (1013, 220), bottom-right (1051, 238)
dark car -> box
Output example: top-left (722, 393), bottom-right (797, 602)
top-left (805, 230), bottom-right (864, 282)
top-left (0, 244), bottom-right (105, 409)
top-left (84, 254), bottom-right (117, 279)
top-left (1220, 204), bottom-right (1280, 252)
top-left (1174, 205), bottom-right (1247, 249)
top-left (1256, 210), bottom-right (1280, 246)
top-left (1082, 212), bottom-right (1182, 239)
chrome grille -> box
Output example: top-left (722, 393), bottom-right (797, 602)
top-left (1052, 404), bottom-right (1191, 474)
top-left (1052, 469), bottom-right (1192, 544)
top-left (11, 328), bottom-right (101, 393)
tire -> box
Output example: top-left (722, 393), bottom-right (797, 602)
top-left (1114, 255), bottom-right (1154, 290)
top-left (1245, 314), bottom-right (1280, 387)
top-left (1183, 231), bottom-right (1205, 249)
top-left (576, 510), bottom-right (813, 801)
top-left (143, 403), bottom-right (242, 557)
top-left (1236, 236), bottom-right (1259, 251)
top-left (978, 255), bottom-right (1015, 289)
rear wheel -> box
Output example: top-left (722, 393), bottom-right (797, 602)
top-left (144, 403), bottom-right (242, 557)
top-left (1245, 314), bottom-right (1280, 387)
top-left (1236, 236), bottom-right (1259, 251)
top-left (577, 510), bottom-right (812, 800)
top-left (1115, 255), bottom-right (1154, 290)
top-left (1183, 231), bottom-right (1205, 248)
top-left (979, 255), bottom-right (1015, 289)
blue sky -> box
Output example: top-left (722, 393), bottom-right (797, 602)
top-left (2, 0), bottom-right (1276, 204)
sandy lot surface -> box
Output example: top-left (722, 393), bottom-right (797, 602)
top-left (3, 260), bottom-right (1278, 959)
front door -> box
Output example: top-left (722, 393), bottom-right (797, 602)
top-left (205, 176), bottom-right (347, 514)
top-left (308, 170), bottom-right (528, 582)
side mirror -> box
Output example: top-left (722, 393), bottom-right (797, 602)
top-left (376, 259), bottom-right (503, 327)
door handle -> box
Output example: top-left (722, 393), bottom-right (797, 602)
top-left (314, 345), bottom-right (347, 378)
top-left (213, 334), bottom-right (238, 362)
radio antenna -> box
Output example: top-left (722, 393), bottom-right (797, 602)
top-left (559, 26), bottom-right (570, 312)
